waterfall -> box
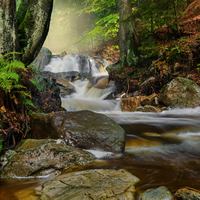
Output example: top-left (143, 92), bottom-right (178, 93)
top-left (42, 54), bottom-right (120, 111)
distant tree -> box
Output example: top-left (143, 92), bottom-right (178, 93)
top-left (118, 0), bottom-right (140, 66)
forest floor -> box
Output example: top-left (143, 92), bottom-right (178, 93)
top-left (92, 0), bottom-right (200, 96)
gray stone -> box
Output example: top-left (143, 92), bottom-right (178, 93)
top-left (139, 186), bottom-right (172, 200)
top-left (37, 169), bottom-right (140, 200)
top-left (159, 77), bottom-right (200, 108)
top-left (31, 111), bottom-right (126, 153)
top-left (0, 140), bottom-right (95, 179)
top-left (31, 47), bottom-right (52, 71)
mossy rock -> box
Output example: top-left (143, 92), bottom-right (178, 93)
top-left (159, 77), bottom-right (200, 108)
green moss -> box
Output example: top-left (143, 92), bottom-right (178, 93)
top-left (18, 9), bottom-right (34, 32)
top-left (16, 0), bottom-right (29, 26)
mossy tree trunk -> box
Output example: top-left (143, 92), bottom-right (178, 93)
top-left (118, 0), bottom-right (140, 67)
top-left (0, 0), bottom-right (53, 65)
top-left (16, 0), bottom-right (54, 65)
top-left (0, 0), bottom-right (20, 60)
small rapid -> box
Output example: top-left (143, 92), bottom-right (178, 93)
top-left (42, 54), bottom-right (118, 111)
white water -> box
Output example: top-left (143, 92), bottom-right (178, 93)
top-left (43, 54), bottom-right (109, 76)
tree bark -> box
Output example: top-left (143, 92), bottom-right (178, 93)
top-left (17, 0), bottom-right (54, 65)
top-left (118, 0), bottom-right (139, 66)
top-left (0, 0), bottom-right (20, 59)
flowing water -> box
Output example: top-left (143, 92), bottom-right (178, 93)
top-left (1, 55), bottom-right (200, 199)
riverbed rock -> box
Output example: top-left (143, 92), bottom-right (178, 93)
top-left (173, 188), bottom-right (200, 200)
top-left (31, 110), bottom-right (126, 153)
top-left (36, 169), bottom-right (140, 200)
top-left (139, 186), bottom-right (172, 200)
top-left (0, 140), bottom-right (95, 179)
top-left (159, 77), bottom-right (200, 108)
top-left (31, 47), bottom-right (52, 71)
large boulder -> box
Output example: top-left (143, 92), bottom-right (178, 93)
top-left (159, 77), bottom-right (200, 108)
top-left (139, 186), bottom-right (172, 200)
top-left (0, 139), bottom-right (95, 179)
top-left (31, 110), bottom-right (126, 153)
top-left (31, 47), bottom-right (52, 71)
top-left (36, 169), bottom-right (140, 200)
top-left (173, 188), bottom-right (200, 200)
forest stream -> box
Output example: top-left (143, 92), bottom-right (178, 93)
top-left (1, 55), bottom-right (200, 199)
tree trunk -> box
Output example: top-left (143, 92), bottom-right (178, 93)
top-left (118, 0), bottom-right (139, 67)
top-left (17, 0), bottom-right (54, 65)
top-left (0, 0), bottom-right (20, 60)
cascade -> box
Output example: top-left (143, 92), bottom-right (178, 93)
top-left (42, 54), bottom-right (119, 111)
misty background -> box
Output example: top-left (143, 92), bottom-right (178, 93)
top-left (43, 0), bottom-right (96, 55)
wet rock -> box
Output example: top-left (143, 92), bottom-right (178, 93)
top-left (40, 71), bottom-right (80, 80)
top-left (56, 77), bottom-right (75, 96)
top-left (139, 186), bottom-right (172, 200)
top-left (136, 105), bottom-right (162, 112)
top-left (159, 77), bottom-right (200, 108)
top-left (0, 150), bottom-right (17, 170)
top-left (14, 139), bottom-right (55, 152)
top-left (173, 188), bottom-right (200, 200)
top-left (121, 96), bottom-right (146, 111)
top-left (36, 169), bottom-right (140, 200)
top-left (31, 47), bottom-right (52, 71)
top-left (0, 140), bottom-right (95, 179)
top-left (31, 110), bottom-right (126, 153)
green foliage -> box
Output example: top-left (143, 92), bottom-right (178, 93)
top-left (76, 0), bottom-right (119, 45)
top-left (30, 76), bottom-right (46, 93)
top-left (165, 44), bottom-right (188, 64)
top-left (133, 0), bottom-right (187, 33)
top-left (0, 53), bottom-right (33, 107)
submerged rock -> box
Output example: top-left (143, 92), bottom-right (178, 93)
top-left (0, 140), bottom-right (95, 179)
top-left (36, 169), bottom-right (140, 200)
top-left (173, 188), bottom-right (200, 200)
top-left (159, 77), bottom-right (200, 108)
top-left (31, 111), bottom-right (126, 153)
top-left (139, 186), bottom-right (172, 200)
